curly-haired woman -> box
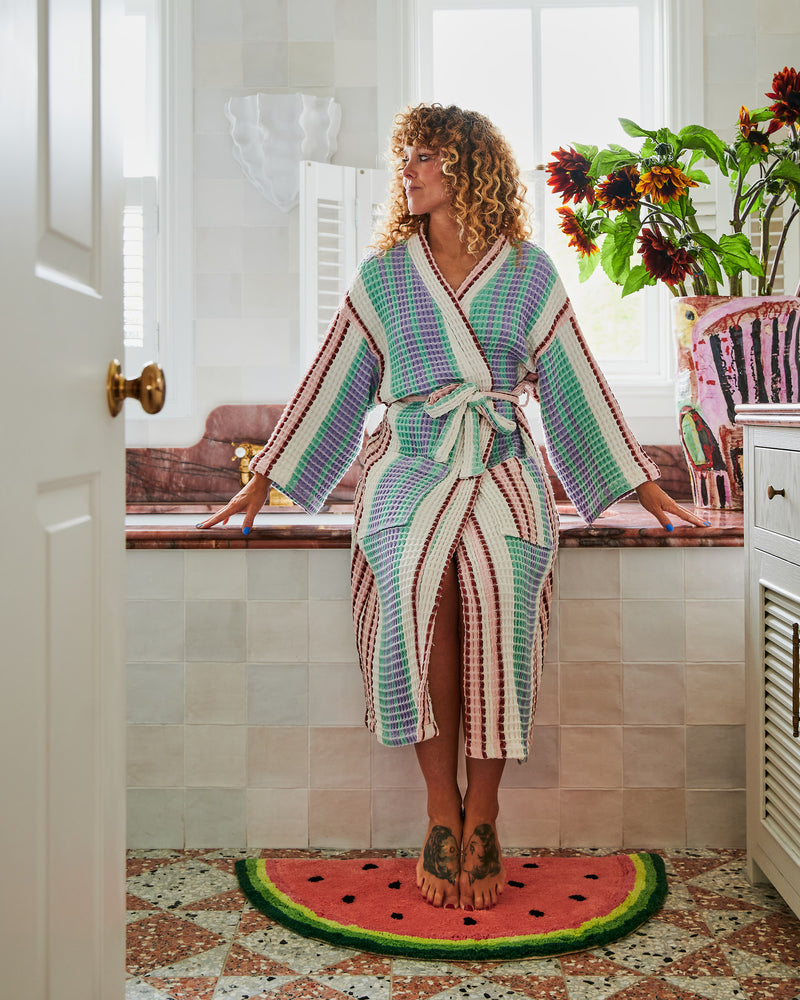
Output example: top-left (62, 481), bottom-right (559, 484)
top-left (200, 104), bottom-right (704, 911)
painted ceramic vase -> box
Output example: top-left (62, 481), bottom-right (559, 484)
top-left (675, 296), bottom-right (800, 509)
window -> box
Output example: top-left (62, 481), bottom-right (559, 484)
top-left (377, 0), bottom-right (704, 441)
top-left (121, 0), bottom-right (193, 431)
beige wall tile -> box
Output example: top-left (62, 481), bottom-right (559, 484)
top-left (127, 725), bottom-right (184, 787)
top-left (685, 600), bottom-right (745, 663)
top-left (685, 663), bottom-right (745, 724)
top-left (561, 789), bottom-right (623, 848)
top-left (185, 725), bottom-right (247, 787)
top-left (560, 727), bottom-right (623, 788)
top-left (288, 42), bottom-right (335, 86)
top-left (561, 663), bottom-right (622, 725)
top-left (288, 0), bottom-right (335, 40)
top-left (310, 727), bottom-right (372, 788)
top-left (372, 788), bottom-right (428, 848)
top-left (624, 727), bottom-right (686, 788)
top-left (309, 662), bottom-right (365, 725)
top-left (248, 663), bottom-right (309, 726)
top-left (559, 600), bottom-right (620, 662)
top-left (248, 727), bottom-right (309, 788)
top-left (686, 725), bottom-right (745, 789)
top-left (308, 549), bottom-right (352, 600)
top-left (247, 601), bottom-right (309, 662)
top-left (127, 550), bottom-right (184, 600)
top-left (624, 663), bottom-right (684, 725)
top-left (371, 741), bottom-right (425, 789)
top-left (309, 600), bottom-right (358, 661)
top-left (186, 662), bottom-right (246, 724)
top-left (622, 599), bottom-right (685, 662)
top-left (127, 601), bottom-right (185, 662)
top-left (558, 550), bottom-right (620, 599)
top-left (686, 790), bottom-right (746, 848)
top-left (620, 548), bottom-right (683, 600)
top-left (185, 788), bottom-right (246, 848)
top-left (185, 549), bottom-right (246, 600)
top-left (503, 726), bottom-right (559, 788)
top-left (683, 548), bottom-right (744, 600)
top-left (497, 788), bottom-right (560, 848)
top-left (334, 40), bottom-right (377, 87)
top-left (194, 42), bottom-right (243, 87)
top-left (309, 789), bottom-right (371, 848)
top-left (248, 550), bottom-right (309, 601)
top-left (127, 789), bottom-right (184, 849)
top-left (248, 788), bottom-right (309, 848)
top-left (186, 600), bottom-right (247, 662)
top-left (127, 662), bottom-right (184, 724)
top-left (242, 42), bottom-right (288, 87)
top-left (623, 789), bottom-right (686, 848)
top-left (535, 660), bottom-right (559, 724)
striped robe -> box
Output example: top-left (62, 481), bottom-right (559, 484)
top-left (251, 233), bottom-right (658, 760)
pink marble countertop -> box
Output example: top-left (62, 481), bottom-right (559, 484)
top-left (125, 502), bottom-right (743, 549)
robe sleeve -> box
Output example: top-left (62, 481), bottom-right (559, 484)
top-left (249, 300), bottom-right (380, 514)
top-left (527, 265), bottom-right (659, 524)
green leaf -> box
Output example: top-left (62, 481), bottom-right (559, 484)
top-left (591, 148), bottom-right (639, 177)
top-left (621, 263), bottom-right (652, 297)
top-left (678, 125), bottom-right (729, 173)
top-left (773, 159), bottom-right (800, 187)
top-left (572, 142), bottom-right (598, 162)
top-left (577, 248), bottom-right (602, 282)
top-left (718, 233), bottom-right (763, 277)
top-left (619, 118), bottom-right (656, 139)
top-left (696, 247), bottom-right (723, 286)
top-left (746, 106), bottom-right (777, 123)
top-left (686, 168), bottom-right (711, 185)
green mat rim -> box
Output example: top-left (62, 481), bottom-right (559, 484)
top-left (234, 852), bottom-right (668, 961)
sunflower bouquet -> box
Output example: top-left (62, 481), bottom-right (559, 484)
top-left (545, 67), bottom-right (800, 298)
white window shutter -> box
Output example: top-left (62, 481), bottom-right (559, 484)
top-left (123, 175), bottom-right (158, 372)
top-left (299, 161), bottom-right (387, 365)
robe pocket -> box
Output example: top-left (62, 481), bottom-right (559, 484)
top-left (476, 457), bottom-right (555, 549)
top-left (355, 453), bottom-right (451, 540)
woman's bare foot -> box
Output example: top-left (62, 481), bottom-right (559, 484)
top-left (459, 821), bottom-right (505, 910)
top-left (416, 821), bottom-right (461, 907)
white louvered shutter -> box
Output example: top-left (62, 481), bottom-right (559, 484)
top-left (299, 161), bottom-right (387, 365)
top-left (123, 175), bottom-right (158, 372)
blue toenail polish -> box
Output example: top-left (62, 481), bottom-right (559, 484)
top-left (665, 524), bottom-right (673, 532)
top-left (242, 526), bottom-right (250, 535)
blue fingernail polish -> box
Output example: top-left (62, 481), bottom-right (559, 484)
top-left (195, 523), bottom-right (204, 528)
top-left (703, 521), bottom-right (711, 527)
top-left (242, 526), bottom-right (250, 536)
top-left (665, 524), bottom-right (673, 532)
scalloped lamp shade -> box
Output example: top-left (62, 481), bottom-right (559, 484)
top-left (225, 93), bottom-right (342, 212)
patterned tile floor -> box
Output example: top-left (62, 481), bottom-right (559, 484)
top-left (126, 848), bottom-right (800, 1000)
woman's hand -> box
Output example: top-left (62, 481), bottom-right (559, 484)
top-left (634, 480), bottom-right (709, 532)
top-left (196, 472), bottom-right (272, 535)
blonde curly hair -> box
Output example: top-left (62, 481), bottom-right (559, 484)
top-left (373, 103), bottom-right (531, 255)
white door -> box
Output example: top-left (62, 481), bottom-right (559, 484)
top-left (0, 1), bottom-right (127, 998)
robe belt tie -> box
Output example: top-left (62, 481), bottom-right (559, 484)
top-left (394, 382), bottom-right (536, 479)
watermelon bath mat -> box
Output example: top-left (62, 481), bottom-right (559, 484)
top-left (235, 852), bottom-right (667, 961)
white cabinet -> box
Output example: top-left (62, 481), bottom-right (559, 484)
top-left (739, 404), bottom-right (800, 917)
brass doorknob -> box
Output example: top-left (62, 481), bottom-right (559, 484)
top-left (106, 360), bottom-right (166, 417)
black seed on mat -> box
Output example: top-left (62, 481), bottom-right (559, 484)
top-left (584, 874), bottom-right (599, 879)
top-left (523, 863), bottom-right (539, 868)
top-left (391, 912), bottom-right (403, 920)
top-left (389, 881), bottom-right (401, 889)
top-left (307, 875), bottom-right (324, 882)
top-left (342, 895), bottom-right (355, 903)
top-left (463, 916), bottom-right (477, 925)
top-left (569, 894), bottom-right (587, 901)
top-left (508, 880), bottom-right (524, 888)
top-left (529, 909), bottom-right (545, 917)
top-left (362, 863), bottom-right (379, 870)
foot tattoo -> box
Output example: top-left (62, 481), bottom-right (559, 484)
top-left (462, 823), bottom-right (501, 885)
top-left (422, 824), bottom-right (460, 885)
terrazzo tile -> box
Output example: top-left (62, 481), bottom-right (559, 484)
top-left (699, 909), bottom-right (769, 937)
top-left (561, 977), bottom-right (642, 1000)
top-left (126, 912), bottom-right (227, 977)
top-left (661, 943), bottom-right (735, 977)
top-left (236, 923), bottom-right (360, 975)
top-left (127, 858), bottom-right (238, 909)
top-left (487, 958), bottom-right (562, 977)
top-left (593, 921), bottom-right (712, 976)
top-left (722, 911), bottom-right (800, 966)
top-left (125, 978), bottom-right (173, 999)
top-left (179, 887), bottom-right (244, 910)
top-left (390, 976), bottom-right (467, 1000)
top-left (690, 864), bottom-right (786, 910)
top-left (688, 886), bottom-right (764, 912)
top-left (318, 954), bottom-right (393, 976)
top-left (559, 952), bottom-right (634, 976)
top-left (262, 978), bottom-right (353, 999)
top-left (142, 977), bottom-right (217, 1000)
top-left (236, 908), bottom-right (276, 935)
top-left (722, 945), bottom-right (800, 978)
top-left (148, 943), bottom-right (230, 979)
top-left (213, 977), bottom-right (300, 999)
top-left (311, 973), bottom-right (392, 999)
top-left (604, 978), bottom-right (708, 998)
top-left (655, 909), bottom-right (713, 936)
top-left (739, 976), bottom-right (800, 999)
top-left (127, 894), bottom-right (159, 910)
top-left (178, 908), bottom-right (241, 939)
top-left (663, 977), bottom-right (747, 998)
top-left (222, 943), bottom-right (296, 976)
top-left (486, 973), bottom-right (568, 998)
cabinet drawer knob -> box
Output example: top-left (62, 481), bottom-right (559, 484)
top-left (768, 486), bottom-right (786, 500)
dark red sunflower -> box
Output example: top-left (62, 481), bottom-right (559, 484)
top-left (596, 165), bottom-right (641, 212)
top-left (637, 228), bottom-right (695, 285)
top-left (546, 147), bottom-right (595, 205)
top-left (556, 206), bottom-right (598, 256)
top-left (636, 164), bottom-right (698, 205)
top-left (766, 67), bottom-right (800, 125)
top-left (739, 105), bottom-right (782, 150)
